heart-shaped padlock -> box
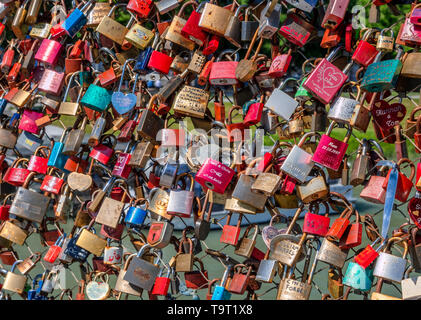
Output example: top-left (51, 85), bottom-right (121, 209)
top-left (67, 172), bottom-right (93, 192)
top-left (371, 100), bottom-right (406, 130)
top-left (408, 195), bottom-right (421, 229)
top-left (86, 273), bottom-right (110, 300)
top-left (111, 59), bottom-right (138, 115)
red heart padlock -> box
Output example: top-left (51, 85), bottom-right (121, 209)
top-left (371, 100), bottom-right (406, 131)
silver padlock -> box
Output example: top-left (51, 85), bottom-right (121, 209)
top-left (258, 1), bottom-right (282, 39)
top-left (284, 0), bottom-right (318, 13)
top-left (155, 0), bottom-right (181, 15)
top-left (327, 83), bottom-right (361, 124)
top-left (280, 132), bottom-right (318, 184)
top-left (401, 266), bottom-right (421, 300)
top-left (159, 162), bottom-right (179, 188)
top-left (265, 77), bottom-right (299, 121)
top-left (224, 4), bottom-right (247, 48)
top-left (167, 173), bottom-right (195, 218)
top-left (373, 237), bottom-right (408, 283)
top-left (256, 249), bottom-right (279, 283)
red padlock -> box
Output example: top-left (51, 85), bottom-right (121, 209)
top-left (382, 158), bottom-right (415, 203)
top-left (27, 146), bottom-right (50, 175)
top-left (414, 116), bottom-right (421, 153)
top-left (40, 168), bottom-right (65, 195)
top-left (278, 13), bottom-right (313, 47)
top-left (303, 210), bottom-right (330, 237)
top-left (112, 149), bottom-right (132, 180)
top-left (181, 2), bottom-right (208, 46)
top-left (3, 158), bottom-right (30, 187)
top-left (0, 194), bottom-right (13, 221)
top-left (203, 35), bottom-right (219, 55)
top-left (151, 266), bottom-right (171, 296)
top-left (89, 135), bottom-right (116, 165)
top-left (321, 27), bottom-right (341, 49)
top-left (1, 44), bottom-right (15, 74)
top-left (322, 0), bottom-right (350, 30)
top-left (354, 238), bottom-right (384, 269)
top-left (244, 95), bottom-right (264, 127)
top-left (339, 210), bottom-right (363, 249)
top-left (43, 235), bottom-right (65, 264)
top-left (185, 258), bottom-right (209, 289)
top-left (220, 213), bottom-right (242, 246)
top-left (127, 0), bottom-right (153, 19)
top-left (147, 47), bottom-right (173, 75)
top-left (268, 49), bottom-right (292, 78)
top-left (225, 105), bottom-right (245, 142)
top-left (228, 264), bottom-right (251, 295)
top-left (209, 50), bottom-right (238, 85)
top-left (147, 163), bottom-right (161, 189)
top-left (352, 29), bottom-right (379, 67)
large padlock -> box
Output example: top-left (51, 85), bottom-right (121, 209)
top-left (167, 173), bottom-right (195, 218)
top-left (373, 237), bottom-right (408, 283)
top-left (2, 260), bottom-right (26, 294)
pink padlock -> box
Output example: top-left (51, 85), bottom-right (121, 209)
top-left (410, 7), bottom-right (421, 26)
top-left (195, 158), bottom-right (236, 194)
top-left (38, 69), bottom-right (65, 96)
top-left (18, 109), bottom-right (44, 134)
top-left (268, 49), bottom-right (292, 78)
top-left (303, 46), bottom-right (351, 104)
top-left (312, 121), bottom-right (351, 171)
top-left (34, 38), bottom-right (63, 67)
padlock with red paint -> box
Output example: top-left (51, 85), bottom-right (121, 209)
top-left (352, 29), bottom-right (379, 67)
top-left (256, 152), bottom-right (273, 172)
top-left (354, 238), bottom-right (385, 269)
top-left (303, 210), bottom-right (330, 237)
top-left (382, 158), bottom-right (415, 203)
top-left (220, 213), bottom-right (242, 246)
top-left (1, 42), bottom-right (16, 74)
top-left (203, 35), bottom-right (219, 55)
top-left (159, 116), bottom-right (186, 147)
top-left (280, 174), bottom-right (296, 194)
top-left (321, 27), bottom-right (341, 49)
top-left (181, 2), bottom-right (208, 46)
top-left (244, 95), bottom-right (264, 127)
top-left (312, 121), bottom-right (351, 171)
top-left (112, 144), bottom-right (133, 180)
top-left (147, 163), bottom-right (161, 189)
top-left (278, 13), bottom-right (313, 47)
top-left (322, 0), bottom-right (350, 30)
top-left (6, 55), bottom-right (23, 83)
top-left (268, 49), bottom-right (292, 78)
top-left (326, 207), bottom-right (354, 241)
top-left (151, 265), bottom-right (172, 296)
top-left (27, 146), bottom-right (50, 175)
top-left (303, 47), bottom-right (351, 104)
top-left (3, 158), bottom-right (30, 187)
top-left (40, 168), bottom-right (65, 195)
top-left (89, 135), bottom-right (116, 165)
top-left (414, 116), bottom-right (421, 153)
top-left (0, 194), bottom-right (13, 221)
top-left (43, 234), bottom-right (66, 264)
top-left (195, 158), bottom-right (236, 194)
top-left (226, 105), bottom-right (245, 142)
top-left (127, 0), bottom-right (153, 18)
top-left (209, 49), bottom-right (239, 86)
top-left (339, 210), bottom-right (363, 249)
top-left (147, 40), bottom-right (174, 75)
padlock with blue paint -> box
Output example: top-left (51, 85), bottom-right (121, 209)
top-left (63, 227), bottom-right (91, 263)
top-left (125, 198), bottom-right (149, 228)
top-left (343, 261), bottom-right (374, 291)
top-left (62, 0), bottom-right (95, 38)
top-left (211, 264), bottom-right (232, 300)
top-left (80, 80), bottom-right (112, 112)
top-left (47, 128), bottom-right (71, 172)
top-left (112, 59), bottom-right (138, 115)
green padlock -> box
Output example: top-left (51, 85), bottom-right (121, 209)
top-left (80, 83), bottom-right (112, 112)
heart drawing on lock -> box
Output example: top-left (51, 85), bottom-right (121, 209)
top-left (111, 92), bottom-right (137, 115)
top-left (319, 66), bottom-right (346, 90)
top-left (67, 172), bottom-right (92, 192)
top-left (371, 100), bottom-right (406, 130)
top-left (86, 281), bottom-right (110, 300)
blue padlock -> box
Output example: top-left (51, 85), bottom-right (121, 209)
top-left (211, 265), bottom-right (232, 300)
top-left (47, 128), bottom-right (71, 172)
top-left (62, 0), bottom-right (95, 38)
top-left (28, 274), bottom-right (43, 300)
top-left (133, 47), bottom-right (153, 74)
top-left (343, 261), bottom-right (374, 292)
top-left (0, 97), bottom-right (7, 115)
top-left (63, 227), bottom-right (90, 262)
top-left (125, 199), bottom-right (148, 227)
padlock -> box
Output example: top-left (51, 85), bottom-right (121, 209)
top-left (27, 146), bottom-right (50, 174)
top-left (152, 263), bottom-right (172, 296)
top-left (317, 238), bottom-right (348, 269)
top-left (312, 121), bottom-right (351, 171)
top-left (62, 116), bottom-right (88, 156)
top-left (181, 2), bottom-right (208, 46)
top-left (209, 49), bottom-right (239, 86)
top-left (123, 244), bottom-right (161, 291)
top-left (322, 0), bottom-right (350, 29)
top-left (167, 173), bottom-right (195, 218)
top-left (96, 3), bottom-right (135, 45)
top-left (43, 234), bottom-right (66, 264)
top-left (75, 220), bottom-right (107, 257)
top-left (147, 218), bottom-right (174, 249)
top-left (234, 224), bottom-right (258, 258)
top-left (2, 260), bottom-right (26, 294)
top-left (227, 264), bottom-right (252, 295)
top-left (373, 237), bottom-right (408, 282)
top-left (198, 2), bottom-right (233, 37)
top-left (343, 261), bottom-right (374, 292)
top-left (278, 12), bottom-right (314, 47)
top-left (127, 0), bottom-right (153, 19)
top-left (175, 238), bottom-right (194, 272)
top-left (173, 84), bottom-right (210, 119)
top-left (125, 198), bottom-right (148, 228)
top-left (220, 212), bottom-right (242, 246)
top-left (258, 0), bottom-right (282, 39)
top-left (296, 169), bottom-right (329, 204)
top-left (185, 257), bottom-right (209, 289)
top-left (3, 158), bottom-right (30, 187)
top-left (96, 179), bottom-right (128, 229)
top-left (9, 172), bottom-right (49, 224)
top-left (223, 4), bottom-right (247, 48)
top-left (377, 28), bottom-right (395, 52)
top-left (211, 264), bottom-right (232, 300)
top-left (136, 95), bottom-right (164, 144)
top-left (383, 158), bottom-right (415, 203)
top-left (401, 266), bottom-right (421, 300)
top-left (303, 47), bottom-right (352, 104)
top-left (265, 77), bottom-right (299, 121)
top-left (125, 20), bottom-right (155, 50)
top-left (195, 156), bottom-right (236, 194)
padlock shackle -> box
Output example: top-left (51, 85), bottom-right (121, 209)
top-left (397, 158), bottom-right (416, 181)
